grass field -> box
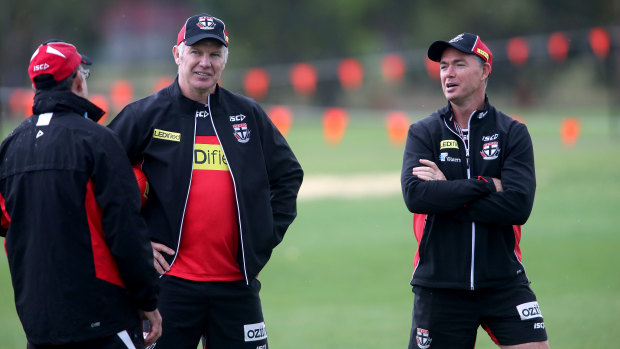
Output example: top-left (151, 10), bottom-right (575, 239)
top-left (1, 107), bottom-right (619, 348)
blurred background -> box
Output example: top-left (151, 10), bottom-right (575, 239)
top-left (0, 0), bottom-right (618, 126)
top-left (1, 1), bottom-right (620, 348)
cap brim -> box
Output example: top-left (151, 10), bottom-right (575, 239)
top-left (80, 54), bottom-right (92, 65)
top-left (185, 34), bottom-right (228, 47)
top-left (427, 41), bottom-right (453, 62)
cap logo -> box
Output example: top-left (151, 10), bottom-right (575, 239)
top-left (449, 34), bottom-right (464, 43)
top-left (46, 46), bottom-right (67, 58)
top-left (476, 48), bottom-right (489, 60)
top-left (197, 16), bottom-right (216, 30)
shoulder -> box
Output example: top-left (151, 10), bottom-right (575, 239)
top-left (218, 86), bottom-right (261, 110)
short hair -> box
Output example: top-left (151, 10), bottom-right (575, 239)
top-left (34, 68), bottom-right (78, 91)
top-left (177, 41), bottom-right (229, 63)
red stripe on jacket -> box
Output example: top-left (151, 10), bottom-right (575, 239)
top-left (412, 213), bottom-right (427, 272)
top-left (85, 180), bottom-right (125, 287)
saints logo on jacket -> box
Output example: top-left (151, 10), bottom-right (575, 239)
top-left (230, 114), bottom-right (250, 143)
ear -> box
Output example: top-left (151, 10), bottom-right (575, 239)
top-left (481, 62), bottom-right (491, 81)
top-left (172, 45), bottom-right (181, 66)
top-left (71, 73), bottom-right (86, 97)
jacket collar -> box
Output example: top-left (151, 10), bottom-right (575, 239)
top-left (32, 90), bottom-right (105, 122)
top-left (168, 77), bottom-right (222, 116)
top-left (440, 95), bottom-right (491, 128)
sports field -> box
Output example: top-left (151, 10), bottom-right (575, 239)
top-left (1, 107), bottom-right (619, 348)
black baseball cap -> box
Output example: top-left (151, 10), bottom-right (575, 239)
top-left (177, 14), bottom-right (228, 47)
top-left (428, 33), bottom-right (493, 73)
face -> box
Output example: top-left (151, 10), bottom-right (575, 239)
top-left (439, 47), bottom-right (490, 106)
top-left (174, 40), bottom-right (227, 101)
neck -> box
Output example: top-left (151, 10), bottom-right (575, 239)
top-left (178, 80), bottom-right (212, 104)
top-left (449, 96), bottom-right (485, 129)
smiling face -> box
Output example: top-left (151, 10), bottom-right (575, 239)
top-left (174, 39), bottom-right (227, 103)
top-left (439, 47), bottom-right (490, 108)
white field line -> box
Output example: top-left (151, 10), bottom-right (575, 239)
top-left (298, 172), bottom-right (401, 201)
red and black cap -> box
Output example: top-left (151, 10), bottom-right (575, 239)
top-left (428, 33), bottom-right (493, 73)
top-left (28, 40), bottom-right (91, 88)
top-left (177, 14), bottom-right (228, 47)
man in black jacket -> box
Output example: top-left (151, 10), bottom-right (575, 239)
top-left (0, 40), bottom-right (161, 348)
top-left (108, 14), bottom-right (303, 349)
top-left (401, 33), bottom-right (549, 348)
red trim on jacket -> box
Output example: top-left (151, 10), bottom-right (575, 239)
top-left (512, 225), bottom-right (522, 261)
top-left (85, 180), bottom-right (125, 287)
top-left (412, 213), bottom-right (427, 271)
top-left (0, 192), bottom-right (10, 230)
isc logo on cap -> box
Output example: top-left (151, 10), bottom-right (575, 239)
top-left (244, 322), bottom-right (267, 342)
top-left (33, 63), bottom-right (50, 71)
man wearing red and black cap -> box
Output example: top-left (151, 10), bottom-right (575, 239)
top-left (0, 40), bottom-right (162, 348)
top-left (109, 13), bottom-right (303, 349)
top-left (401, 33), bottom-right (549, 348)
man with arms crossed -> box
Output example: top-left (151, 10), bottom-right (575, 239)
top-left (109, 14), bottom-right (303, 349)
top-left (401, 33), bottom-right (549, 348)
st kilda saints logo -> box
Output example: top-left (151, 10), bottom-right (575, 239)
top-left (230, 114), bottom-right (250, 143)
top-left (416, 328), bottom-right (432, 349)
top-left (197, 16), bottom-right (216, 30)
top-left (481, 141), bottom-right (500, 160)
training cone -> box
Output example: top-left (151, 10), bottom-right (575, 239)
top-left (386, 111), bottom-right (410, 145)
top-left (560, 117), bottom-right (581, 147)
top-left (322, 108), bottom-right (349, 145)
top-left (267, 105), bottom-right (293, 137)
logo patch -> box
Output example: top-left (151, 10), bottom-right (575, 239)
top-left (196, 110), bottom-right (209, 118)
top-left (480, 141), bottom-right (499, 160)
top-left (449, 33), bottom-right (464, 43)
top-left (416, 328), bottom-right (432, 349)
top-left (197, 16), bottom-right (216, 30)
top-left (516, 301), bottom-right (543, 320)
top-left (233, 123), bottom-right (251, 143)
top-left (439, 152), bottom-right (462, 163)
top-left (153, 129), bottom-right (181, 142)
top-left (193, 144), bottom-right (228, 171)
top-left (440, 140), bottom-right (458, 150)
top-left (244, 322), bottom-right (267, 342)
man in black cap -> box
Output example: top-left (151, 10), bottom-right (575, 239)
top-left (108, 14), bottom-right (303, 349)
top-left (401, 33), bottom-right (549, 348)
top-left (0, 40), bottom-right (161, 348)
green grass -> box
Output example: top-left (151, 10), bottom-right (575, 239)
top-left (1, 108), bottom-right (619, 348)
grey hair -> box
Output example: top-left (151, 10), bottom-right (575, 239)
top-left (176, 42), bottom-right (229, 63)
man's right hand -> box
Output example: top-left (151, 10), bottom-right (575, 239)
top-left (141, 308), bottom-right (163, 347)
top-left (151, 242), bottom-right (175, 275)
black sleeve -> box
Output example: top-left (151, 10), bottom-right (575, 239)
top-left (107, 104), bottom-right (150, 165)
top-left (460, 123), bottom-right (536, 225)
top-left (90, 129), bottom-right (159, 311)
top-left (257, 106), bottom-right (304, 244)
top-left (401, 121), bottom-right (495, 214)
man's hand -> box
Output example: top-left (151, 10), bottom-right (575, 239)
top-left (151, 242), bottom-right (175, 275)
top-left (412, 159), bottom-right (446, 181)
top-left (141, 309), bottom-right (163, 347)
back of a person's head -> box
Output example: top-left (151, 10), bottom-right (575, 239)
top-left (28, 39), bottom-right (91, 92)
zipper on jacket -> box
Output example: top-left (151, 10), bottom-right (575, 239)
top-left (207, 96), bottom-right (250, 285)
top-left (444, 111), bottom-right (476, 290)
top-left (166, 107), bottom-right (198, 272)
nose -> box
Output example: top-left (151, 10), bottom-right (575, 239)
top-left (199, 55), bottom-right (212, 67)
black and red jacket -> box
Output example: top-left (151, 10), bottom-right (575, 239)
top-left (107, 80), bottom-right (303, 284)
top-left (401, 97), bottom-right (536, 290)
top-left (0, 90), bottom-right (158, 345)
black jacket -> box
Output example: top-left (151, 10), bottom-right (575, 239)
top-left (0, 90), bottom-right (158, 345)
top-left (401, 97), bottom-right (536, 290)
top-left (108, 80), bottom-right (303, 284)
